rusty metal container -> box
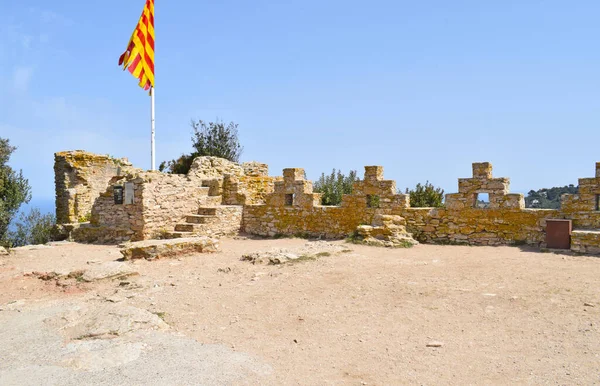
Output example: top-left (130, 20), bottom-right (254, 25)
top-left (546, 219), bottom-right (572, 249)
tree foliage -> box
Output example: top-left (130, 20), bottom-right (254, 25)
top-left (159, 154), bottom-right (195, 175)
top-left (313, 169), bottom-right (359, 206)
top-left (160, 119), bottom-right (243, 174)
top-left (525, 185), bottom-right (578, 209)
top-left (4, 208), bottom-right (55, 247)
top-left (0, 138), bottom-right (31, 242)
top-left (405, 181), bottom-right (444, 208)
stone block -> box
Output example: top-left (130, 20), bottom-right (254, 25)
top-left (283, 168), bottom-right (305, 181)
top-left (500, 193), bottom-right (525, 209)
top-left (394, 194), bottom-right (410, 209)
top-left (485, 178), bottom-right (510, 191)
top-left (364, 166), bottom-right (384, 182)
top-left (458, 179), bottom-right (474, 194)
top-left (444, 194), bottom-right (465, 210)
top-left (242, 161), bottom-right (269, 177)
top-left (472, 162), bottom-right (492, 179)
top-left (202, 178), bottom-right (224, 196)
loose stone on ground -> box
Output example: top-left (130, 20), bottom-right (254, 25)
top-left (241, 241), bottom-right (352, 265)
top-left (119, 237), bottom-right (219, 260)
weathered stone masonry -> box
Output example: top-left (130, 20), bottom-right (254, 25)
top-left (242, 166), bottom-right (409, 238)
top-left (243, 161), bottom-right (600, 250)
top-left (54, 151), bottom-right (136, 224)
top-left (54, 150), bottom-right (600, 254)
top-left (56, 154), bottom-right (279, 243)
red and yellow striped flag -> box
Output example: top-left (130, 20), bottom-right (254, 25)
top-left (118, 0), bottom-right (155, 90)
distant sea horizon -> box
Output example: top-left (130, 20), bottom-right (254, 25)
top-left (8, 198), bottom-right (55, 231)
top-left (20, 198), bottom-right (55, 216)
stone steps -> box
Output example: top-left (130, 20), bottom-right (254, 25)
top-left (197, 205), bottom-right (243, 215)
top-left (164, 204), bottom-right (243, 240)
top-left (163, 231), bottom-right (194, 239)
top-left (201, 196), bottom-right (223, 206)
top-left (197, 186), bottom-right (211, 196)
top-left (175, 223), bottom-right (211, 232)
top-left (185, 215), bottom-right (218, 224)
top-left (197, 207), bottom-right (218, 216)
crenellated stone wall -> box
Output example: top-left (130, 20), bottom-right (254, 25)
top-left (53, 149), bottom-right (600, 254)
top-left (445, 162), bottom-right (525, 210)
top-left (559, 162), bottom-right (600, 229)
top-left (242, 166), bottom-right (409, 238)
top-left (242, 162), bottom-right (600, 249)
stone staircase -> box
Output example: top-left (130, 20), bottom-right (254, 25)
top-left (167, 205), bottom-right (243, 239)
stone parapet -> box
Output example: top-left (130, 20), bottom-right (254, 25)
top-left (54, 151), bottom-right (600, 255)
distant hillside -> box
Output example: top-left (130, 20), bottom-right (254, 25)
top-left (525, 185), bottom-right (578, 209)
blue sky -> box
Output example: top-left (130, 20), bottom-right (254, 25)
top-left (1, 0), bottom-right (599, 214)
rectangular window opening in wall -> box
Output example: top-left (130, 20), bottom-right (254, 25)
top-left (285, 193), bottom-right (294, 206)
top-left (113, 186), bottom-right (124, 205)
top-left (474, 193), bottom-right (490, 208)
top-left (367, 194), bottom-right (380, 208)
top-left (596, 195), bottom-right (600, 211)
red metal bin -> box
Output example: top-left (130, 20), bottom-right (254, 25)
top-left (546, 219), bottom-right (572, 249)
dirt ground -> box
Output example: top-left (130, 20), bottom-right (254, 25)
top-left (1, 238), bottom-right (599, 385)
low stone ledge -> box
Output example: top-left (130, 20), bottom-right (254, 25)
top-left (571, 230), bottom-right (600, 255)
top-left (119, 237), bottom-right (219, 260)
top-left (55, 223), bottom-right (135, 244)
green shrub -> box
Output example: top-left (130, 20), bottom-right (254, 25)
top-left (4, 208), bottom-right (56, 247)
top-left (404, 181), bottom-right (444, 208)
top-left (160, 119), bottom-right (243, 174)
top-left (0, 138), bottom-right (31, 241)
top-left (314, 169), bottom-right (359, 206)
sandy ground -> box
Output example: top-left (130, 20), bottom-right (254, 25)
top-left (1, 238), bottom-right (599, 385)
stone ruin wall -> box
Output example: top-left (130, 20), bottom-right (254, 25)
top-left (85, 175), bottom-right (144, 242)
top-left (243, 162), bottom-right (600, 247)
top-left (85, 172), bottom-right (207, 242)
top-left (223, 175), bottom-right (282, 205)
top-left (54, 151), bottom-right (137, 224)
top-left (54, 150), bottom-right (600, 251)
top-left (55, 153), bottom-right (279, 243)
top-left (402, 162), bottom-right (554, 245)
top-left (242, 166), bottom-right (409, 238)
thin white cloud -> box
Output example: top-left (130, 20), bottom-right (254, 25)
top-left (28, 7), bottom-right (73, 27)
top-left (0, 7), bottom-right (69, 57)
top-left (12, 66), bottom-right (33, 93)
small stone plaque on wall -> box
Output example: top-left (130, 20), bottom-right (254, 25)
top-left (114, 186), bottom-right (124, 205)
top-left (125, 182), bottom-right (134, 205)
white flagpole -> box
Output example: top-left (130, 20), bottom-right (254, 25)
top-left (151, 86), bottom-right (156, 171)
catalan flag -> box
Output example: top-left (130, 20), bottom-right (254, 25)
top-left (119, 0), bottom-right (155, 90)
